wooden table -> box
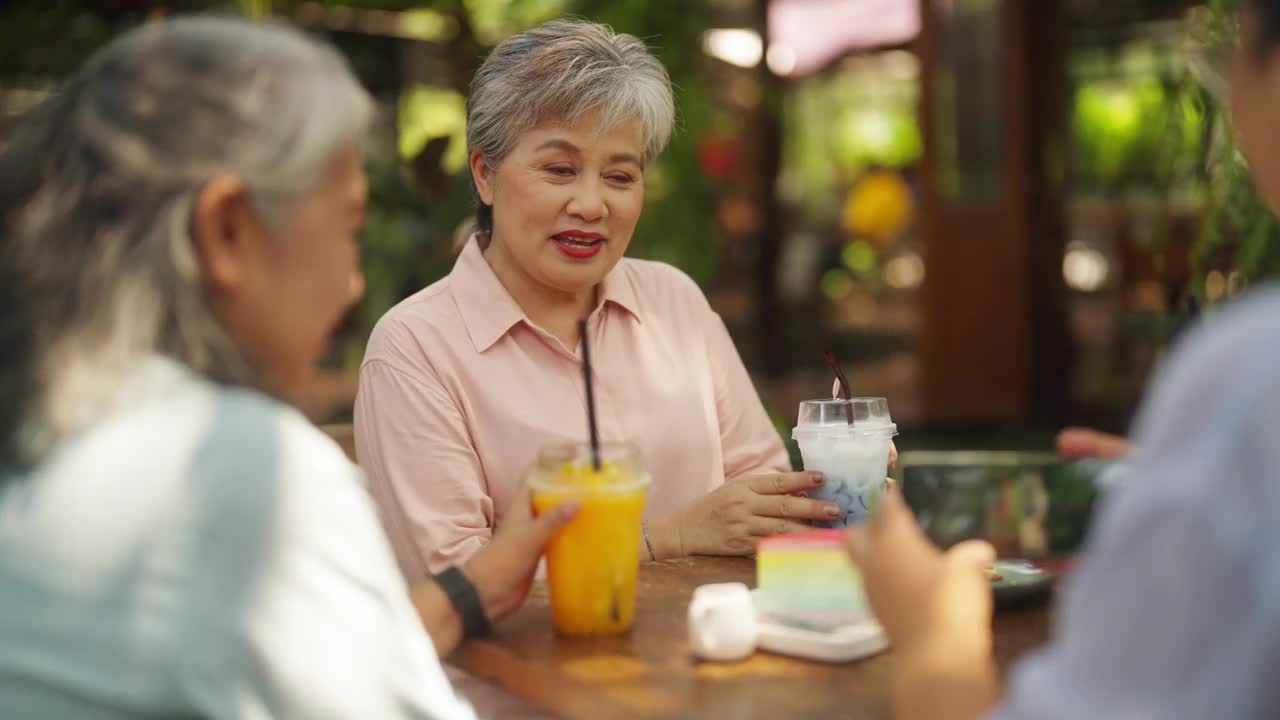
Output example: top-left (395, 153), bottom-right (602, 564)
top-left (453, 557), bottom-right (1051, 719)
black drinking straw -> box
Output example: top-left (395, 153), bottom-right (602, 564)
top-left (579, 319), bottom-right (602, 471)
top-left (823, 350), bottom-right (856, 426)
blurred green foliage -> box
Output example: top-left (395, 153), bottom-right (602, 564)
top-left (0, 2), bottom-right (236, 78)
top-left (1067, 0), bottom-right (1280, 303)
top-left (1071, 70), bottom-right (1205, 191)
top-left (1192, 0), bottom-right (1280, 292)
top-left (0, 1), bottom-right (722, 371)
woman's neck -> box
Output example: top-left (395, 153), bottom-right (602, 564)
top-left (481, 233), bottom-right (596, 350)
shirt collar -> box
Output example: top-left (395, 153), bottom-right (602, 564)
top-left (450, 235), bottom-right (525, 353)
top-left (598, 260), bottom-right (643, 322)
top-left (450, 233), bottom-right (644, 353)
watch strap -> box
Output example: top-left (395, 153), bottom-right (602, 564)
top-left (433, 566), bottom-right (492, 639)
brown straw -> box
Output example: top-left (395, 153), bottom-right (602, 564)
top-left (823, 350), bottom-right (855, 425)
top-left (579, 319), bottom-right (602, 471)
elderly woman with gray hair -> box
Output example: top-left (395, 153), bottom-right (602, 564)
top-left (0, 16), bottom-right (577, 719)
top-left (355, 18), bottom-right (844, 582)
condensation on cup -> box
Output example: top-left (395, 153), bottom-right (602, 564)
top-left (792, 398), bottom-right (898, 528)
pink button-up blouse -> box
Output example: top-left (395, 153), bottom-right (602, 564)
top-left (355, 236), bottom-right (790, 582)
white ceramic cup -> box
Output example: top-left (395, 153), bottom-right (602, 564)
top-left (687, 582), bottom-right (758, 662)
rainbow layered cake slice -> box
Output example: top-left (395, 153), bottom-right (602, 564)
top-left (755, 530), bottom-right (869, 626)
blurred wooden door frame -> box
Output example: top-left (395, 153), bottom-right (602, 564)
top-left (916, 0), bottom-right (1069, 424)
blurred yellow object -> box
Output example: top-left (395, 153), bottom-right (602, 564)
top-left (841, 170), bottom-right (913, 246)
top-left (552, 460), bottom-right (624, 488)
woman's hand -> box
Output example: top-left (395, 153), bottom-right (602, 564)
top-left (845, 490), bottom-right (999, 720)
top-left (1055, 427), bottom-right (1131, 460)
top-left (648, 471), bottom-right (840, 558)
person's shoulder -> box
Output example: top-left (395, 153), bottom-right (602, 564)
top-left (1156, 286), bottom-right (1280, 397)
top-left (1200, 284), bottom-right (1280, 346)
top-left (620, 256), bottom-right (704, 294)
top-left (372, 276), bottom-right (461, 337)
top-left (1131, 285), bottom-right (1280, 473)
top-left (363, 275), bottom-right (465, 366)
top-left (617, 257), bottom-right (711, 309)
top-left (65, 359), bottom-right (361, 535)
top-left (184, 374), bottom-right (357, 496)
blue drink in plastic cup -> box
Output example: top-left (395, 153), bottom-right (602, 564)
top-left (792, 398), bottom-right (897, 528)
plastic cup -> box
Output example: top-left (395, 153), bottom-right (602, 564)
top-left (528, 443), bottom-right (651, 636)
top-left (792, 398), bottom-right (898, 528)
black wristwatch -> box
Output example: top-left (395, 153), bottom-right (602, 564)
top-left (434, 566), bottom-right (492, 639)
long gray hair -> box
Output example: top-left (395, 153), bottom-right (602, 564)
top-left (0, 16), bottom-right (373, 468)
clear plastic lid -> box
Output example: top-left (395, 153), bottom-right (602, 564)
top-left (526, 442), bottom-right (651, 493)
top-left (792, 398), bottom-right (896, 437)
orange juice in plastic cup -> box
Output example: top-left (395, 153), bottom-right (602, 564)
top-left (529, 443), bottom-right (651, 636)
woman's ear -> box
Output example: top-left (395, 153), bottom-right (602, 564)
top-left (470, 149), bottom-right (495, 206)
top-left (192, 175), bottom-right (256, 292)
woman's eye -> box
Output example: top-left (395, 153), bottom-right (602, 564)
top-left (546, 166), bottom-right (575, 177)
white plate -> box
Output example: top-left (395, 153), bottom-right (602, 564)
top-left (750, 590), bottom-right (890, 663)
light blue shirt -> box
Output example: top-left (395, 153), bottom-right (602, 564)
top-left (992, 286), bottom-right (1280, 718)
top-left (0, 357), bottom-right (475, 719)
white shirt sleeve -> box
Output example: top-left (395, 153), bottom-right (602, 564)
top-left (171, 394), bottom-right (476, 720)
top-left (988, 289), bottom-right (1280, 719)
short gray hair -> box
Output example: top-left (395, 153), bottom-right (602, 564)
top-left (466, 18), bottom-right (676, 232)
top-left (0, 16), bottom-right (373, 467)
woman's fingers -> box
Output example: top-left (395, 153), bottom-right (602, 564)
top-left (745, 471), bottom-right (824, 495)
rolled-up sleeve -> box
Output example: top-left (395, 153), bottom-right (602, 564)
top-left (704, 311), bottom-right (792, 482)
top-left (354, 359), bottom-right (493, 583)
